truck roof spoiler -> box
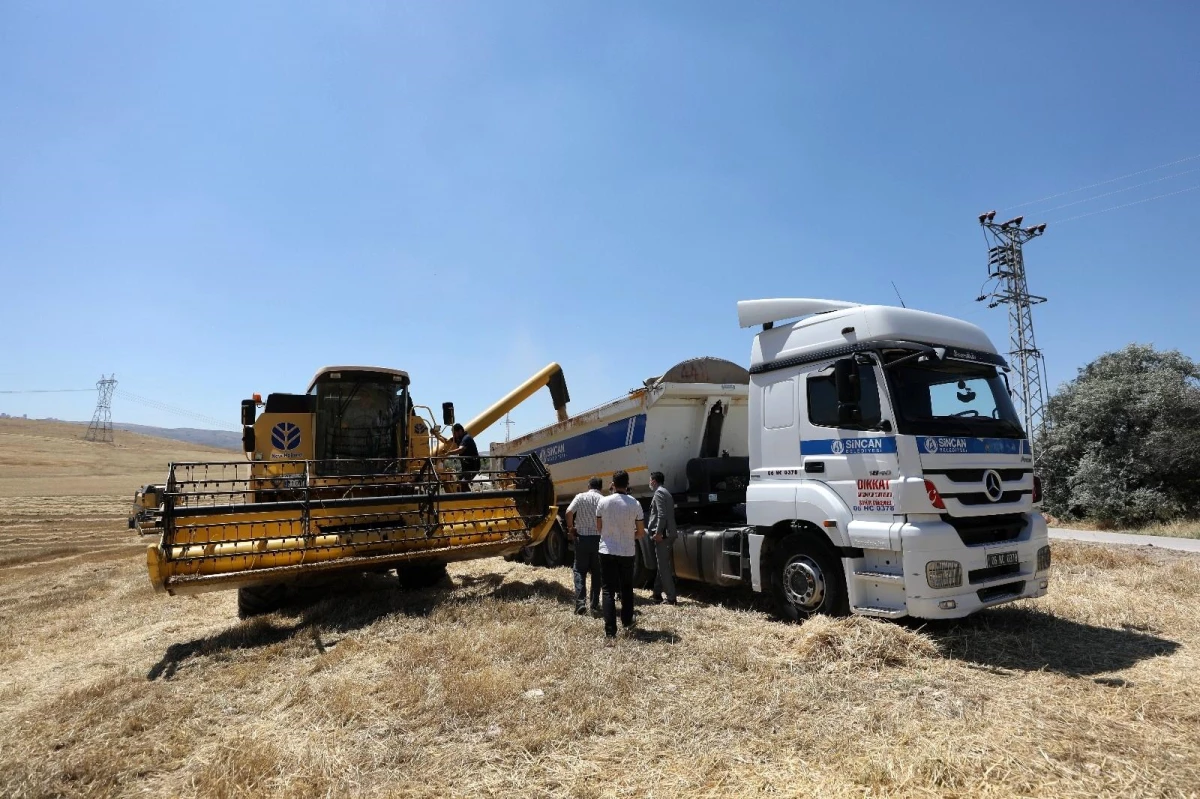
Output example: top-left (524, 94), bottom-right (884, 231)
top-left (737, 298), bottom-right (860, 329)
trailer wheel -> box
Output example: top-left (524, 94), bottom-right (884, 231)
top-left (632, 540), bottom-right (654, 589)
top-left (237, 584), bottom-right (286, 619)
top-left (769, 533), bottom-right (849, 621)
top-left (396, 562), bottom-right (449, 590)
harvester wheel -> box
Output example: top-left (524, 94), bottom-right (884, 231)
top-left (237, 584), bottom-right (286, 619)
top-left (542, 521), bottom-right (568, 568)
top-left (396, 561), bottom-right (448, 590)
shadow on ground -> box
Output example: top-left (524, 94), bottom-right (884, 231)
top-left (922, 605), bottom-right (1180, 677)
top-left (147, 569), bottom-right (580, 680)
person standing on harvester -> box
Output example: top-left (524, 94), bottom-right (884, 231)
top-left (647, 471), bottom-right (677, 605)
top-left (595, 470), bottom-right (645, 641)
top-left (448, 423), bottom-right (480, 491)
top-left (566, 477), bottom-right (604, 615)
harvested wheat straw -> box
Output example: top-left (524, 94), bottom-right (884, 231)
top-left (1, 486), bottom-right (1198, 798)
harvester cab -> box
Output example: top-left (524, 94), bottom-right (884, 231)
top-left (132, 363), bottom-right (571, 616)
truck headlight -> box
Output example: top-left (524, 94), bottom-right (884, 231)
top-left (926, 560), bottom-right (962, 589)
top-left (1037, 545), bottom-right (1051, 572)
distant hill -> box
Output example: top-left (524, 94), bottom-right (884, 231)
top-left (110, 424), bottom-right (241, 450)
top-left (0, 417), bottom-right (238, 497)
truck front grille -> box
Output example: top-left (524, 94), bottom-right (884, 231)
top-left (977, 580), bottom-right (1026, 603)
top-left (926, 468), bottom-right (1031, 483)
top-left (969, 563), bottom-right (1022, 584)
top-left (953, 490), bottom-right (1029, 506)
top-left (943, 513), bottom-right (1027, 547)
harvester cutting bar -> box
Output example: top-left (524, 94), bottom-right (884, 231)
top-left (144, 455), bottom-right (556, 595)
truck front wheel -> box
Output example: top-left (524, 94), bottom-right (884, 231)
top-left (769, 533), bottom-right (849, 621)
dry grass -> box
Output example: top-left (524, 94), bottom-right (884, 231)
top-left (1048, 514), bottom-right (1200, 540)
top-left (2, 422), bottom-right (1200, 797)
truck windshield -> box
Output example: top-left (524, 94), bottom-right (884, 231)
top-left (313, 379), bottom-right (408, 463)
top-left (885, 358), bottom-right (1025, 439)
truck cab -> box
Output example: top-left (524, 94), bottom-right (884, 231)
top-left (739, 298), bottom-right (1050, 620)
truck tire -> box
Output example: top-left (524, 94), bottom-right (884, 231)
top-left (632, 540), bottom-right (654, 589)
top-left (396, 561), bottom-right (448, 590)
top-left (237, 584), bottom-right (286, 619)
top-left (769, 532), bottom-right (849, 621)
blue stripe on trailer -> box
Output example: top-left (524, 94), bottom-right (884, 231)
top-left (514, 414), bottom-right (648, 467)
top-left (801, 437), bottom-right (898, 456)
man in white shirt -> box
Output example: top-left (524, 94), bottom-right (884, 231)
top-left (595, 469), bottom-right (645, 640)
top-left (566, 477), bottom-right (604, 615)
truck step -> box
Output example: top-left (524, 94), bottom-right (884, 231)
top-left (854, 570), bottom-right (904, 584)
top-left (852, 605), bottom-right (908, 619)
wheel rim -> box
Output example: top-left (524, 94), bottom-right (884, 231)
top-left (782, 555), bottom-right (826, 611)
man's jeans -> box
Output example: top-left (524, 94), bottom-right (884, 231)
top-left (600, 553), bottom-right (636, 637)
top-left (651, 537), bottom-right (677, 602)
top-left (572, 535), bottom-right (602, 611)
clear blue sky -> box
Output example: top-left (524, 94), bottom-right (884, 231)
top-left (2, 2), bottom-right (1198, 442)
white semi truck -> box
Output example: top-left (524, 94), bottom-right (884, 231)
top-left (490, 298), bottom-right (1051, 620)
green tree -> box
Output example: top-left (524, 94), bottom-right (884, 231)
top-left (1038, 344), bottom-right (1200, 527)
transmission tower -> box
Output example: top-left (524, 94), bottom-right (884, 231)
top-left (84, 374), bottom-right (117, 443)
top-left (975, 211), bottom-right (1048, 460)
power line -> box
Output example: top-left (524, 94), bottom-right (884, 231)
top-left (1002, 150), bottom-right (1200, 212)
top-left (1035, 167), bottom-right (1199, 214)
top-left (115, 389), bottom-right (238, 430)
top-left (0, 388), bottom-right (93, 394)
top-left (1049, 183), bottom-right (1200, 224)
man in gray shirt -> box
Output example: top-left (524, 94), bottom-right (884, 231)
top-left (595, 470), bottom-right (645, 640)
top-left (566, 477), bottom-right (604, 615)
top-left (647, 471), bottom-right (678, 605)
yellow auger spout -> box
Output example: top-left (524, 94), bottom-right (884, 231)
top-left (435, 362), bottom-right (570, 457)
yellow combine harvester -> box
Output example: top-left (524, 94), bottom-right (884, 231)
top-left (131, 363), bottom-right (570, 617)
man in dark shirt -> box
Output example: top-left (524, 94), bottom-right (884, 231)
top-left (450, 423), bottom-right (480, 491)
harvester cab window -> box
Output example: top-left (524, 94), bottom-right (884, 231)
top-left (312, 375), bottom-right (409, 466)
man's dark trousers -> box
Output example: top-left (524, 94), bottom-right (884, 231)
top-left (600, 553), bottom-right (635, 637)
top-left (573, 535), bottom-right (602, 612)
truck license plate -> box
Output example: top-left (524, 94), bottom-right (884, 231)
top-left (987, 551), bottom-right (1019, 568)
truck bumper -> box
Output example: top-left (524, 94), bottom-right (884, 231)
top-left (898, 513), bottom-right (1050, 620)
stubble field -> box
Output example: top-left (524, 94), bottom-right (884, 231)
top-left (1, 419), bottom-right (1198, 798)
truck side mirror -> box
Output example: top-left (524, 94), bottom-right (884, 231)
top-left (442, 402), bottom-right (455, 426)
top-left (241, 400), bottom-right (256, 427)
top-left (242, 426), bottom-right (256, 453)
top-left (834, 358), bottom-right (863, 426)
top-left (834, 359), bottom-right (861, 404)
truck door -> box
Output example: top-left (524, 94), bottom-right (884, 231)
top-left (799, 358), bottom-right (899, 521)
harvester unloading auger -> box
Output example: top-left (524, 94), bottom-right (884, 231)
top-left (131, 363), bottom-right (570, 617)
